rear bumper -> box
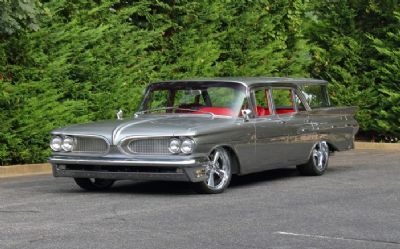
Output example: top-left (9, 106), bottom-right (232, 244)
top-left (49, 156), bottom-right (209, 182)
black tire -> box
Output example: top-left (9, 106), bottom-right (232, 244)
top-left (74, 178), bottom-right (115, 191)
top-left (194, 147), bottom-right (232, 194)
top-left (297, 141), bottom-right (329, 176)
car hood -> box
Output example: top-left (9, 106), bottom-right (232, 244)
top-left (52, 115), bottom-right (236, 144)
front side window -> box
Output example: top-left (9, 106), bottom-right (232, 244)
top-left (300, 84), bottom-right (330, 108)
top-left (253, 88), bottom-right (271, 116)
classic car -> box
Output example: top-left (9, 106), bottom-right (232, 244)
top-left (49, 77), bottom-right (359, 194)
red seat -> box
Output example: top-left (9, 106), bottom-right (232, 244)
top-left (276, 108), bottom-right (295, 114)
top-left (196, 107), bottom-right (234, 116)
top-left (256, 106), bottom-right (270, 116)
top-left (256, 106), bottom-right (265, 116)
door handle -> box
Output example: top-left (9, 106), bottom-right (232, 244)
top-left (279, 120), bottom-right (287, 124)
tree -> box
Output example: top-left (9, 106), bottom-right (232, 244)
top-left (307, 0), bottom-right (400, 141)
top-left (0, 0), bottom-right (313, 165)
top-left (0, 0), bottom-right (41, 37)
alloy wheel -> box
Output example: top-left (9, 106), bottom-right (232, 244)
top-left (205, 148), bottom-right (231, 191)
top-left (312, 141), bottom-right (329, 171)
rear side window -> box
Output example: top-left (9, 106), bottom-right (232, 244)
top-left (272, 89), bottom-right (293, 107)
top-left (300, 85), bottom-right (331, 108)
top-left (271, 88), bottom-right (296, 115)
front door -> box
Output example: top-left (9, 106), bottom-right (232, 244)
top-left (249, 87), bottom-right (291, 172)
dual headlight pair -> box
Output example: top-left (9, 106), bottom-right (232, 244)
top-left (169, 138), bottom-right (195, 154)
top-left (50, 136), bottom-right (74, 152)
top-left (51, 135), bottom-right (195, 154)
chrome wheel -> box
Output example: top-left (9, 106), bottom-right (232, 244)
top-left (206, 148), bottom-right (231, 191)
top-left (312, 141), bottom-right (329, 171)
top-left (297, 141), bottom-right (330, 176)
top-left (194, 147), bottom-right (232, 194)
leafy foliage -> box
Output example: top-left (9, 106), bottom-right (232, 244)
top-left (0, 0), bottom-right (310, 165)
top-left (306, 0), bottom-right (400, 142)
top-left (0, 0), bottom-right (41, 36)
top-left (0, 0), bottom-right (399, 165)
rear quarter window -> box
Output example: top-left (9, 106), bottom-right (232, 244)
top-left (300, 84), bottom-right (331, 108)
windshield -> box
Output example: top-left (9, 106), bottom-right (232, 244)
top-left (139, 81), bottom-right (247, 117)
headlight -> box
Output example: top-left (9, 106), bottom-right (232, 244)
top-left (181, 139), bottom-right (195, 154)
top-left (50, 136), bottom-right (62, 152)
top-left (168, 138), bottom-right (181, 154)
top-left (61, 136), bottom-right (75, 152)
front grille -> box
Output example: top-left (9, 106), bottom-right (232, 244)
top-left (127, 138), bottom-right (171, 155)
top-left (73, 136), bottom-right (109, 154)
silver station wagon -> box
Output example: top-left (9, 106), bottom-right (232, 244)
top-left (49, 77), bottom-right (359, 194)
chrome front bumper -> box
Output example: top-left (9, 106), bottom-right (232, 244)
top-left (49, 156), bottom-right (209, 182)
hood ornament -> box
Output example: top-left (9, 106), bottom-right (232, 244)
top-left (116, 109), bottom-right (123, 120)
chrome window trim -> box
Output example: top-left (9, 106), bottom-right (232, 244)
top-left (250, 86), bottom-right (274, 118)
top-left (294, 88), bottom-right (312, 111)
top-left (269, 86), bottom-right (297, 117)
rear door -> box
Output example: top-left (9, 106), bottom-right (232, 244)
top-left (269, 87), bottom-right (316, 164)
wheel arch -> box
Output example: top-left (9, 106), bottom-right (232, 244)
top-left (307, 140), bottom-right (335, 159)
top-left (326, 141), bottom-right (338, 152)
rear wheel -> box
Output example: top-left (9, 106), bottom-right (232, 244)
top-left (194, 147), bottom-right (232, 194)
top-left (74, 178), bottom-right (115, 191)
top-left (297, 141), bottom-right (329, 176)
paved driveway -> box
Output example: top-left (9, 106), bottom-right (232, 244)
top-left (0, 150), bottom-right (399, 249)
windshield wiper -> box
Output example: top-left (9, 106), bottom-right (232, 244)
top-left (134, 107), bottom-right (215, 118)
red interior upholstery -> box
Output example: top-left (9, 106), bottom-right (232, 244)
top-left (276, 108), bottom-right (295, 114)
top-left (175, 104), bottom-right (203, 113)
top-left (196, 107), bottom-right (234, 116)
top-left (256, 106), bottom-right (265, 116)
top-left (256, 106), bottom-right (270, 116)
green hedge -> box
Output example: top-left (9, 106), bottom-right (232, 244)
top-left (0, 0), bottom-right (399, 165)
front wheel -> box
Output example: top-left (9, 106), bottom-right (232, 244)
top-left (74, 178), bottom-right (115, 191)
top-left (297, 141), bottom-right (329, 176)
top-left (194, 147), bottom-right (232, 194)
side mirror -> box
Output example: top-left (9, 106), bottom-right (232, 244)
top-left (241, 109), bottom-right (252, 122)
top-left (116, 109), bottom-right (123, 120)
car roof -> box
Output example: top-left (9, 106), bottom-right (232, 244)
top-left (155, 77), bottom-right (327, 87)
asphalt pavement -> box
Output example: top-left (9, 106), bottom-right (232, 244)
top-left (0, 150), bottom-right (399, 249)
